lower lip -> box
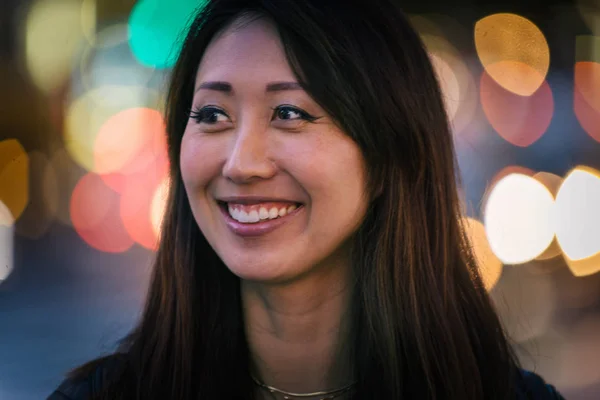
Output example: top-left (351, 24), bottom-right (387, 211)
top-left (219, 204), bottom-right (304, 237)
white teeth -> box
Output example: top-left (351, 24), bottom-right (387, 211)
top-left (248, 210), bottom-right (259, 222)
top-left (227, 204), bottom-right (300, 223)
top-left (268, 207), bottom-right (279, 219)
top-left (259, 207), bottom-right (270, 220)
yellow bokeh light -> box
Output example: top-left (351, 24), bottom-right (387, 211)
top-left (151, 178), bottom-right (170, 238)
top-left (0, 140), bottom-right (29, 226)
top-left (564, 253), bottom-right (600, 278)
top-left (474, 13), bottom-right (549, 96)
top-left (554, 167), bottom-right (600, 276)
top-left (533, 172), bottom-right (563, 198)
top-left (484, 173), bottom-right (555, 264)
top-left (64, 86), bottom-right (161, 171)
top-left (483, 60), bottom-right (546, 97)
top-left (24, 0), bottom-right (96, 93)
top-left (463, 217), bottom-right (503, 291)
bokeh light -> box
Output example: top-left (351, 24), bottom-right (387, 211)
top-left (94, 108), bottom-right (166, 175)
top-left (554, 167), bottom-right (600, 276)
top-left (15, 152), bottom-right (59, 239)
top-left (80, 23), bottom-right (155, 91)
top-left (120, 182), bottom-right (159, 251)
top-left (70, 173), bottom-right (134, 253)
top-left (420, 34), bottom-right (478, 135)
top-left (24, 0), bottom-right (96, 93)
top-left (474, 13), bottom-right (550, 96)
top-left (128, 0), bottom-right (206, 68)
top-left (0, 140), bottom-right (29, 226)
top-left (430, 53), bottom-right (460, 120)
top-left (50, 148), bottom-right (86, 226)
top-left (480, 70), bottom-right (554, 147)
top-left (575, 37), bottom-right (600, 112)
top-left (481, 166), bottom-right (536, 221)
top-left (64, 86), bottom-right (161, 172)
top-left (0, 205), bottom-right (14, 283)
top-left (484, 173), bottom-right (555, 264)
top-left (488, 166), bottom-right (535, 192)
top-left (574, 57), bottom-right (600, 143)
top-left (119, 156), bottom-right (169, 251)
top-left (463, 217), bottom-right (503, 291)
top-left (533, 172), bottom-right (563, 261)
top-left (533, 172), bottom-right (563, 198)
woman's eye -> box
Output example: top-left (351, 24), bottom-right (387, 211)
top-left (189, 107), bottom-right (229, 124)
top-left (272, 105), bottom-right (318, 122)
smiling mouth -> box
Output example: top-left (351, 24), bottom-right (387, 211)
top-left (217, 201), bottom-right (303, 224)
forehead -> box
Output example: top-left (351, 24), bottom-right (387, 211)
top-left (196, 16), bottom-right (296, 82)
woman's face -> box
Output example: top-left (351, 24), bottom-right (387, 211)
top-left (180, 17), bottom-right (368, 283)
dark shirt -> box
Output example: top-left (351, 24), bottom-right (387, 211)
top-left (47, 357), bottom-right (566, 400)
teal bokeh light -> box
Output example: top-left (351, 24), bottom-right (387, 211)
top-left (128, 0), bottom-right (207, 69)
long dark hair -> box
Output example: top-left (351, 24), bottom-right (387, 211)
top-left (69, 0), bottom-right (520, 398)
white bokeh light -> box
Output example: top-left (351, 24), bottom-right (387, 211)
top-left (554, 167), bottom-right (600, 276)
top-left (484, 173), bottom-right (555, 264)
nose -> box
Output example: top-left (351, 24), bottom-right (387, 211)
top-left (222, 125), bottom-right (277, 184)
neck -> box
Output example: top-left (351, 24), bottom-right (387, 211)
top-left (241, 265), bottom-right (355, 395)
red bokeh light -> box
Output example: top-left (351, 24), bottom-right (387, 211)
top-left (70, 173), bottom-right (134, 253)
top-left (480, 70), bottom-right (554, 147)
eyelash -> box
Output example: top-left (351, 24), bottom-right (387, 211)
top-left (189, 105), bottom-right (319, 125)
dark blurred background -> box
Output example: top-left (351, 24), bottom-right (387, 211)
top-left (1, 0), bottom-right (599, 399)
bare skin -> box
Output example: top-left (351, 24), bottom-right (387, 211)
top-left (243, 251), bottom-right (355, 398)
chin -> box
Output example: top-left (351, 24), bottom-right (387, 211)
top-left (221, 256), bottom-right (302, 284)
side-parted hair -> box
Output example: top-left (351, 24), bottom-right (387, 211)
top-left (70, 0), bottom-right (520, 398)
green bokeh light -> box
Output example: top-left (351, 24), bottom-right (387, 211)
top-left (128, 0), bottom-right (206, 69)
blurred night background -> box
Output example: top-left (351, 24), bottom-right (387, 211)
top-left (1, 0), bottom-right (600, 398)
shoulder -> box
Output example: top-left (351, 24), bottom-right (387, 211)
top-left (46, 354), bottom-right (128, 400)
top-left (515, 369), bottom-right (565, 400)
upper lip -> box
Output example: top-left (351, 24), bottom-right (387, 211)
top-left (217, 196), bottom-right (302, 205)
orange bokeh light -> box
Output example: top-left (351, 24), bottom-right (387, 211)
top-left (574, 62), bottom-right (600, 143)
top-left (489, 165), bottom-right (535, 188)
top-left (94, 107), bottom-right (167, 177)
top-left (70, 173), bottom-right (134, 253)
top-left (480, 70), bottom-right (553, 147)
top-left (120, 157), bottom-right (169, 250)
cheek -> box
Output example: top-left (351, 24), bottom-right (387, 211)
top-left (179, 132), bottom-right (222, 190)
top-left (284, 138), bottom-right (368, 222)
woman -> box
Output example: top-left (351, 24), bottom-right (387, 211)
top-left (48, 0), bottom-right (565, 399)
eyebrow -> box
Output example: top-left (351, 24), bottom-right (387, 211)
top-left (194, 81), bottom-right (303, 94)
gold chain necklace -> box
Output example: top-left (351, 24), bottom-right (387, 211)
top-left (250, 375), bottom-right (356, 400)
